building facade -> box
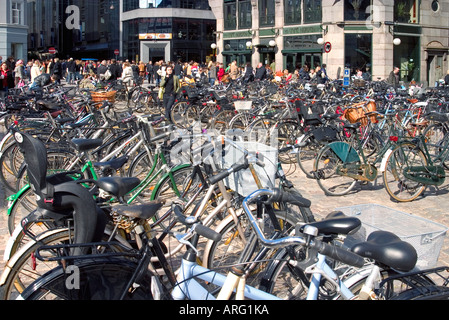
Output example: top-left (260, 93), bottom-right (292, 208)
top-left (210, 0), bottom-right (449, 85)
top-left (0, 0), bottom-right (28, 61)
top-left (121, 0), bottom-right (216, 63)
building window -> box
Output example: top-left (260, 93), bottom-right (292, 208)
top-left (304, 0), bottom-right (321, 23)
top-left (259, 0), bottom-right (275, 27)
top-left (238, 1), bottom-right (252, 29)
top-left (12, 1), bottom-right (22, 25)
top-left (284, 0), bottom-right (301, 25)
top-left (344, 0), bottom-right (371, 21)
top-left (431, 0), bottom-right (440, 12)
top-left (394, 0), bottom-right (419, 24)
top-left (345, 33), bottom-right (372, 73)
top-left (224, 0), bottom-right (237, 30)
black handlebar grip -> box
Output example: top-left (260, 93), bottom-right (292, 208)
top-left (312, 240), bottom-right (365, 268)
top-left (173, 204), bottom-right (187, 225)
top-left (194, 224), bottom-right (222, 242)
top-left (281, 191), bottom-right (312, 208)
top-left (208, 160), bottom-right (249, 185)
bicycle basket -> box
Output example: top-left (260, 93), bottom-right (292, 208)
top-left (343, 100), bottom-right (377, 126)
top-left (218, 140), bottom-right (277, 197)
top-left (311, 126), bottom-right (338, 142)
top-left (234, 100), bottom-right (252, 112)
top-left (337, 204), bottom-right (448, 270)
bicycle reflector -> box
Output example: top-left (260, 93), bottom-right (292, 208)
top-left (389, 136), bottom-right (399, 142)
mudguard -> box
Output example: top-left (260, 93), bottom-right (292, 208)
top-left (328, 141), bottom-right (360, 163)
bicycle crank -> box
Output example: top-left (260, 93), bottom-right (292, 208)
top-left (336, 163), bottom-right (378, 182)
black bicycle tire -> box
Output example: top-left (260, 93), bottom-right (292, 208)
top-left (19, 258), bottom-right (157, 300)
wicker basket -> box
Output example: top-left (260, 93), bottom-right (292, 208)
top-left (90, 90), bottom-right (117, 103)
top-left (343, 100), bottom-right (377, 126)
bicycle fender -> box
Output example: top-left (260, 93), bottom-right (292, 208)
top-left (149, 163), bottom-right (192, 200)
top-left (328, 142), bottom-right (360, 163)
top-left (6, 184), bottom-right (31, 216)
top-left (379, 148), bottom-right (393, 172)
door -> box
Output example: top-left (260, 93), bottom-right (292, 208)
top-left (427, 55), bottom-right (444, 87)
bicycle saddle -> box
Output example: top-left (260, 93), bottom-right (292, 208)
top-left (343, 122), bottom-right (362, 130)
top-left (351, 230), bottom-right (417, 272)
top-left (94, 155), bottom-right (129, 172)
top-left (298, 216), bottom-right (361, 237)
top-left (71, 138), bottom-right (104, 152)
top-left (36, 100), bottom-right (60, 111)
top-left (109, 199), bottom-right (165, 220)
top-left (95, 176), bottom-right (140, 199)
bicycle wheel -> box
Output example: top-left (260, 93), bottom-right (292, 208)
top-left (150, 165), bottom-right (198, 230)
top-left (248, 117), bottom-right (277, 145)
top-left (382, 143), bottom-right (428, 202)
top-left (276, 121), bottom-right (302, 164)
top-left (390, 286), bottom-right (449, 300)
top-left (314, 144), bottom-right (358, 196)
top-left (0, 229), bottom-right (75, 300)
top-left (422, 123), bottom-right (449, 169)
top-left (18, 258), bottom-right (157, 300)
top-left (171, 101), bottom-right (200, 128)
top-left (126, 150), bottom-right (157, 203)
top-left (228, 112), bottom-right (253, 131)
top-left (209, 109), bottom-right (235, 134)
top-left (7, 186), bottom-right (38, 234)
top-left (0, 142), bottom-right (21, 192)
top-left (296, 134), bottom-right (322, 179)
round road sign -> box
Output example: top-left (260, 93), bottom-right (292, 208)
top-left (324, 42), bottom-right (332, 53)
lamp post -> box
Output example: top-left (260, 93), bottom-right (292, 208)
top-left (211, 43), bottom-right (217, 57)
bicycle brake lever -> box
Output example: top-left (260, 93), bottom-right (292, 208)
top-left (173, 231), bottom-right (199, 255)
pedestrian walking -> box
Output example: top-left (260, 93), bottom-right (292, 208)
top-left (66, 58), bottom-right (76, 84)
top-left (387, 66), bottom-right (400, 87)
top-left (0, 62), bottom-right (14, 99)
top-left (159, 65), bottom-right (180, 122)
top-left (14, 60), bottom-right (26, 87)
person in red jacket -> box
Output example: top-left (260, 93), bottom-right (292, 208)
top-left (217, 63), bottom-right (225, 82)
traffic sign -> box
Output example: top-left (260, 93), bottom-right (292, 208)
top-left (324, 42), bottom-right (332, 53)
top-left (114, 49), bottom-right (120, 56)
top-left (48, 47), bottom-right (56, 54)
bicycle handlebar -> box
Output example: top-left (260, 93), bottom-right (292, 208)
top-left (242, 189), bottom-right (365, 268)
top-left (172, 204), bottom-right (222, 242)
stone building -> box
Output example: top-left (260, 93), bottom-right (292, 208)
top-left (0, 0), bottom-right (28, 61)
top-left (209, 0), bottom-right (449, 85)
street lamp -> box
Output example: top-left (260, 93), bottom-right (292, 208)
top-left (317, 37), bottom-right (325, 45)
top-left (393, 38), bottom-right (401, 46)
top-left (246, 41), bottom-right (252, 48)
top-left (269, 40), bottom-right (276, 47)
top-left (211, 43), bottom-right (217, 57)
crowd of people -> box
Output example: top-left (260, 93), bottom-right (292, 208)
top-left (2, 53), bottom-right (449, 109)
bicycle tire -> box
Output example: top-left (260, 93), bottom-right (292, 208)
top-left (314, 144), bottom-right (358, 196)
top-left (126, 150), bottom-right (157, 203)
top-left (422, 123), bottom-right (449, 170)
top-left (18, 258), bottom-right (157, 300)
top-left (149, 165), bottom-right (197, 231)
top-left (296, 133), bottom-right (322, 179)
top-left (0, 142), bottom-right (20, 192)
top-left (276, 121), bottom-right (302, 164)
top-left (382, 142), bottom-right (428, 202)
top-left (389, 285), bottom-right (449, 300)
